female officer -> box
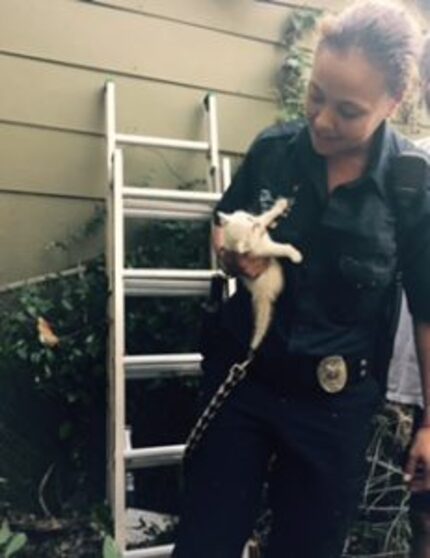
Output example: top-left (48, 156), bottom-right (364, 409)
top-left (173, 1), bottom-right (430, 557)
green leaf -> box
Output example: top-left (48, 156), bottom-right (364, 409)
top-left (61, 299), bottom-right (73, 311)
top-left (16, 348), bottom-right (28, 360)
top-left (4, 533), bottom-right (27, 557)
top-left (102, 535), bottom-right (120, 558)
top-left (0, 520), bottom-right (11, 545)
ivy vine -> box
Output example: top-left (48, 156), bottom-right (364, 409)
top-left (276, 9), bottom-right (320, 120)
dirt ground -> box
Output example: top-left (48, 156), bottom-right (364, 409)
top-left (7, 514), bottom-right (103, 557)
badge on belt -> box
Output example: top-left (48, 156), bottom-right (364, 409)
top-left (316, 355), bottom-right (348, 393)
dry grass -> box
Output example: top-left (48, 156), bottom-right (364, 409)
top-left (343, 403), bottom-right (414, 558)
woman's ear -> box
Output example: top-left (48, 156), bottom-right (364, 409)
top-left (386, 97), bottom-right (402, 119)
top-left (386, 87), bottom-right (409, 119)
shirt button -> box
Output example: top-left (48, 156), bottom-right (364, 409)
top-left (360, 369), bottom-right (367, 378)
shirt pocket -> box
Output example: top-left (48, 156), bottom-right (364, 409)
top-left (325, 253), bottom-right (395, 325)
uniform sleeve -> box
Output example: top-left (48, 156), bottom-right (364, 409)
top-left (401, 182), bottom-right (430, 322)
top-left (213, 141), bottom-right (258, 225)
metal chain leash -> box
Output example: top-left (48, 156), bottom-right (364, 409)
top-left (184, 352), bottom-right (254, 460)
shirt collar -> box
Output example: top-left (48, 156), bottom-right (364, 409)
top-left (295, 120), bottom-right (396, 199)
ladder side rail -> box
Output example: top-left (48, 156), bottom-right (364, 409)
top-left (107, 176), bottom-right (116, 510)
top-left (105, 81), bottom-right (116, 186)
top-left (205, 93), bottom-right (221, 193)
top-left (112, 148), bottom-right (127, 552)
top-left (221, 156), bottom-right (237, 296)
top-left (221, 156), bottom-right (232, 193)
top-left (105, 80), bottom-right (117, 291)
top-left (105, 80), bottom-right (116, 513)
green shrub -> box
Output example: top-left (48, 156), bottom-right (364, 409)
top-left (0, 520), bottom-right (27, 557)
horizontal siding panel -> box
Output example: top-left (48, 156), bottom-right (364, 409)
top-left (102, 0), bottom-right (343, 29)
top-left (97, 0), bottom-right (292, 43)
top-left (0, 55), bottom-right (279, 152)
top-left (0, 193), bottom-right (104, 284)
top-left (0, 124), bottom-right (106, 199)
top-left (0, 0), bottom-right (285, 99)
top-left (260, 0), bottom-right (345, 10)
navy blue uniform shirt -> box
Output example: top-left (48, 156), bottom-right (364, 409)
top-left (215, 121), bottom-right (430, 359)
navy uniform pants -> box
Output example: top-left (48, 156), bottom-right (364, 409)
top-left (173, 351), bottom-right (383, 558)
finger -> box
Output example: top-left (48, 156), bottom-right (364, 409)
top-left (239, 259), bottom-right (266, 278)
top-left (404, 454), bottom-right (419, 483)
top-left (244, 265), bottom-right (263, 279)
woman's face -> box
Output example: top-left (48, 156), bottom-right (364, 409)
top-left (306, 46), bottom-right (399, 158)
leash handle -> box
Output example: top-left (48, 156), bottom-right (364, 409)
top-left (184, 355), bottom-right (253, 460)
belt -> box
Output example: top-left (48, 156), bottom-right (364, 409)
top-left (250, 353), bottom-right (371, 394)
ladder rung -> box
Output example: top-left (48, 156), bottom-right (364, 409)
top-left (116, 133), bottom-right (209, 153)
top-left (123, 544), bottom-right (173, 557)
top-left (124, 354), bottom-right (202, 379)
top-left (123, 202), bottom-right (212, 220)
top-left (122, 187), bottom-right (221, 221)
top-left (123, 269), bottom-right (215, 297)
top-left (125, 445), bottom-right (184, 469)
top-left (123, 186), bottom-right (221, 203)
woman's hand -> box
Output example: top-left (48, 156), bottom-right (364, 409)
top-left (213, 226), bottom-right (269, 279)
top-left (212, 226), bottom-right (269, 279)
top-left (218, 249), bottom-right (270, 279)
top-left (404, 426), bottom-right (430, 492)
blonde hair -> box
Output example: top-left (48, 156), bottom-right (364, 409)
top-left (316, 0), bottom-right (420, 100)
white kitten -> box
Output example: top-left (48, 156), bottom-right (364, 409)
top-left (218, 198), bottom-right (302, 352)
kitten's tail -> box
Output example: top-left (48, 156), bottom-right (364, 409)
top-left (250, 295), bottom-right (273, 351)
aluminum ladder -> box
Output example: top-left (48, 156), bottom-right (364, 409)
top-left (105, 80), bottom-right (239, 557)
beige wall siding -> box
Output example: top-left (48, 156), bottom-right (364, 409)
top-left (0, 193), bottom-right (104, 286)
top-left (0, 0), bottom-right (326, 283)
top-left (1, 1), bottom-right (284, 99)
top-left (0, 54), bottom-right (278, 161)
top-left (101, 0), bottom-right (345, 29)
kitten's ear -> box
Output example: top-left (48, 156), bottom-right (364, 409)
top-left (217, 212), bottom-right (229, 225)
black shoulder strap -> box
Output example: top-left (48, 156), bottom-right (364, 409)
top-left (389, 150), bottom-right (428, 219)
top-left (373, 148), bottom-right (428, 389)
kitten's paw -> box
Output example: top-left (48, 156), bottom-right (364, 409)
top-left (290, 249), bottom-right (303, 264)
top-left (274, 198), bottom-right (288, 212)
